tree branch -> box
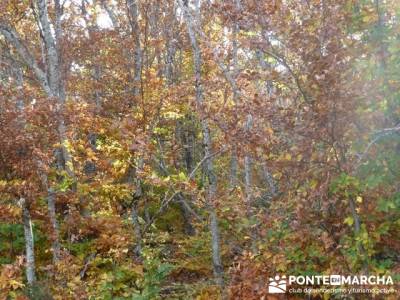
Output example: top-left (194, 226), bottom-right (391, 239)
top-left (142, 147), bottom-right (226, 234)
top-left (0, 23), bottom-right (51, 94)
top-left (355, 124), bottom-right (400, 168)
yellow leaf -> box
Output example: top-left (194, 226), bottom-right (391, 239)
top-left (344, 217), bottom-right (354, 226)
top-left (356, 196), bottom-right (363, 203)
top-left (9, 279), bottom-right (24, 290)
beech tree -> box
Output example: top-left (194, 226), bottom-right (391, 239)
top-left (0, 1), bottom-right (399, 299)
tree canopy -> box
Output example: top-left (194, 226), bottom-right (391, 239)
top-left (0, 0), bottom-right (399, 299)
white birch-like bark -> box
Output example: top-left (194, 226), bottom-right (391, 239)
top-left (20, 198), bottom-right (36, 285)
top-left (36, 0), bottom-right (66, 262)
top-left (36, 159), bottom-right (61, 262)
top-left (0, 1), bottom-right (74, 263)
top-left (11, 66), bottom-right (37, 284)
top-left (0, 24), bottom-right (51, 95)
top-left (36, 0), bottom-right (61, 98)
top-left (35, 0), bottom-right (74, 178)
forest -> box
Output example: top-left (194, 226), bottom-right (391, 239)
top-left (0, 0), bottom-right (399, 299)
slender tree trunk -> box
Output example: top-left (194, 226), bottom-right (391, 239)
top-left (20, 198), bottom-right (36, 285)
top-left (125, 0), bottom-right (145, 257)
top-left (162, 6), bottom-right (197, 236)
top-left (164, 8), bottom-right (177, 85)
top-left (132, 157), bottom-right (144, 258)
top-left (11, 63), bottom-right (38, 285)
top-left (261, 163), bottom-right (278, 200)
top-left (244, 156), bottom-right (252, 209)
top-left (256, 47), bottom-right (279, 207)
top-left (177, 194), bottom-right (196, 235)
top-left (11, 65), bottom-right (38, 281)
top-left (36, 0), bottom-right (74, 176)
top-left (180, 0), bottom-right (224, 288)
top-left (348, 197), bottom-right (369, 274)
top-left (131, 200), bottom-right (142, 257)
top-left (47, 189), bottom-right (61, 262)
top-left (14, 61), bottom-right (60, 264)
top-left (36, 159), bottom-right (62, 263)
top-left (174, 119), bottom-right (197, 235)
top-left (209, 208), bottom-right (223, 285)
top-left (244, 114), bottom-right (257, 253)
top-left (230, 149), bottom-right (238, 188)
top-left (36, 0), bottom-right (70, 260)
top-left (127, 0), bottom-right (142, 100)
top-left (229, 0), bottom-right (241, 188)
top-left (349, 198), bottom-right (361, 234)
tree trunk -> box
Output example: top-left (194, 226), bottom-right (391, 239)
top-left (13, 63), bottom-right (59, 267)
top-left (262, 164), bottom-right (277, 196)
top-left (47, 189), bottom-right (61, 262)
top-left (20, 198), bottom-right (36, 285)
top-left (132, 157), bottom-right (144, 258)
top-left (229, 149), bottom-right (238, 188)
top-left (229, 0), bottom-right (241, 188)
top-left (127, 0), bottom-right (142, 100)
top-left (174, 119), bottom-right (197, 235)
top-left (37, 0), bottom-right (68, 261)
top-left (180, 0), bottom-right (224, 288)
top-left (131, 199), bottom-right (142, 258)
top-left (244, 114), bottom-right (257, 253)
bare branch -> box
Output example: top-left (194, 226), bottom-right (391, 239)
top-left (355, 124), bottom-right (400, 168)
top-left (0, 23), bottom-right (51, 94)
top-left (143, 147), bottom-right (226, 234)
top-left (36, 0), bottom-right (60, 96)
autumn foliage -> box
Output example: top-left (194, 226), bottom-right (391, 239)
top-left (0, 0), bottom-right (399, 299)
